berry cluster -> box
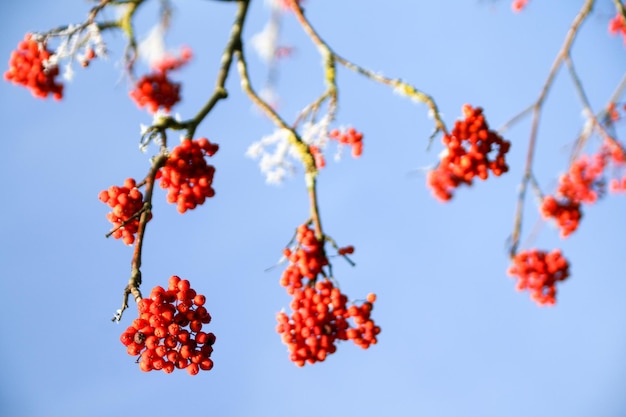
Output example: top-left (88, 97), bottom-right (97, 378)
top-left (277, 223), bottom-right (380, 366)
top-left (607, 102), bottom-right (622, 123)
top-left (309, 145), bottom-right (326, 169)
top-left (540, 197), bottom-right (582, 238)
top-left (129, 49), bottom-right (192, 114)
top-left (80, 48), bottom-right (96, 68)
top-left (276, 281), bottom-right (380, 366)
top-left (540, 154), bottom-right (605, 238)
top-left (120, 276), bottom-right (215, 375)
top-left (511, 0), bottom-right (529, 13)
top-left (329, 127), bottom-right (364, 158)
top-left (98, 178), bottom-right (149, 245)
top-left (280, 224), bottom-right (328, 294)
top-left (130, 73), bottom-right (180, 114)
top-left (159, 138), bottom-right (219, 213)
top-left (427, 105), bottom-right (510, 201)
top-left (609, 10), bottom-right (626, 45)
top-left (507, 249), bottom-right (570, 306)
top-left (605, 139), bottom-right (626, 193)
top-left (4, 34), bottom-right (63, 100)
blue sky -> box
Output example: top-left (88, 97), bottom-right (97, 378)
top-left (1, 1), bottom-right (625, 416)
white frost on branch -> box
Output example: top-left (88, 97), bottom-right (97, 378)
top-left (86, 23), bottom-right (107, 59)
top-left (301, 114), bottom-right (332, 149)
top-left (45, 22), bottom-right (108, 81)
top-left (247, 115), bottom-right (337, 183)
top-left (246, 128), bottom-right (297, 185)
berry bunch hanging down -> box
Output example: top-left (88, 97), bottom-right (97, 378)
top-left (428, 105), bottom-right (511, 201)
top-left (129, 48), bottom-right (192, 114)
top-left (119, 276), bottom-right (215, 375)
top-left (329, 127), bottom-right (364, 158)
top-left (540, 153), bottom-right (605, 238)
top-left (4, 34), bottom-right (63, 100)
top-left (277, 223), bottom-right (380, 366)
top-left (159, 138), bottom-right (219, 214)
top-left (507, 249), bottom-right (570, 306)
top-left (99, 178), bottom-right (149, 245)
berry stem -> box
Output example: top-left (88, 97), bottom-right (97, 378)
top-left (234, 39), bottom-right (318, 175)
top-left (509, 0), bottom-right (594, 257)
top-left (137, 0), bottom-right (250, 141)
top-left (114, 152), bottom-right (168, 322)
top-left (287, 0), bottom-right (448, 142)
top-left (307, 173), bottom-right (324, 241)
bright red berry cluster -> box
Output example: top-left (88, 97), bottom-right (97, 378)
top-left (119, 276), bottom-right (215, 375)
top-left (605, 139), bottom-right (626, 193)
top-left (277, 223), bottom-right (380, 366)
top-left (540, 197), bottom-right (582, 238)
top-left (511, 0), bottom-right (529, 13)
top-left (130, 73), bottom-right (180, 114)
top-left (540, 153), bottom-right (605, 238)
top-left (329, 127), bottom-right (364, 158)
top-left (99, 178), bottom-right (149, 245)
top-left (607, 102), bottom-right (622, 123)
top-left (4, 34), bottom-right (63, 100)
top-left (427, 105), bottom-right (511, 201)
top-left (159, 138), bottom-right (219, 214)
top-left (507, 249), bottom-right (570, 306)
top-left (309, 145), bottom-right (326, 169)
top-left (80, 48), bottom-right (96, 68)
top-left (280, 224), bottom-right (328, 294)
top-left (129, 49), bottom-right (192, 114)
top-left (609, 10), bottom-right (626, 45)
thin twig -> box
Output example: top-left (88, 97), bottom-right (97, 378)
top-left (287, 0), bottom-right (448, 141)
top-left (509, 0), bottom-right (594, 257)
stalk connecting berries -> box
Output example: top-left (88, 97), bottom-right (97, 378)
top-left (277, 223), bottom-right (380, 366)
top-left (120, 276), bottom-right (215, 375)
top-left (99, 178), bottom-right (149, 245)
top-left (159, 138), bottom-right (219, 213)
top-left (4, 34), bottom-right (63, 100)
top-left (427, 105), bottom-right (510, 201)
top-left (507, 249), bottom-right (570, 306)
top-left (129, 48), bottom-right (192, 114)
top-left (329, 127), bottom-right (364, 158)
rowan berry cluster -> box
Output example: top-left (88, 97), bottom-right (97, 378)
top-left (4, 34), bottom-right (63, 100)
top-left (540, 154), bottom-right (605, 238)
top-left (98, 178), bottom-right (149, 245)
top-left (609, 9), bottom-right (626, 45)
top-left (277, 223), bottom-right (380, 366)
top-left (329, 127), bottom-right (364, 158)
top-left (159, 138), bottom-right (219, 213)
top-left (511, 0), bottom-right (529, 13)
top-left (427, 105), bottom-right (510, 201)
top-left (309, 145), bottom-right (325, 169)
top-left (80, 48), bottom-right (96, 68)
top-left (119, 276), bottom-right (215, 375)
top-left (607, 102), bottom-right (622, 123)
top-left (604, 139), bottom-right (626, 193)
top-left (129, 49), bottom-right (192, 114)
top-left (508, 249), bottom-right (570, 306)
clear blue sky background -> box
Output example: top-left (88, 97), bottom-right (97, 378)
top-left (1, 1), bottom-right (625, 416)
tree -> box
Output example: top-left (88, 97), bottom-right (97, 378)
top-left (1, 0), bottom-right (625, 415)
